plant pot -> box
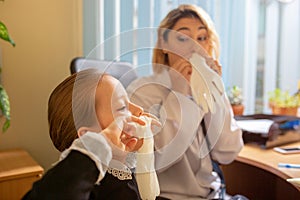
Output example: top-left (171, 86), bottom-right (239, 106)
top-left (231, 104), bottom-right (244, 116)
top-left (271, 106), bottom-right (298, 116)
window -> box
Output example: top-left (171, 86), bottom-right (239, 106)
top-left (83, 0), bottom-right (300, 114)
top-left (256, 0), bottom-right (300, 113)
top-left (83, 0), bottom-right (216, 76)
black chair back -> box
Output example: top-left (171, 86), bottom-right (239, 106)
top-left (70, 57), bottom-right (138, 88)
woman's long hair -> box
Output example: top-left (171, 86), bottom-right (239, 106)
top-left (152, 4), bottom-right (220, 74)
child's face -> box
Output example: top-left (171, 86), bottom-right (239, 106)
top-left (95, 75), bottom-right (143, 130)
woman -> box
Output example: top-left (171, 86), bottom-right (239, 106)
top-left (23, 68), bottom-right (159, 200)
top-left (127, 4), bottom-right (244, 199)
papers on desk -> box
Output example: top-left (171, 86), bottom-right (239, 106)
top-left (287, 178), bottom-right (300, 187)
top-left (236, 119), bottom-right (274, 135)
top-left (235, 114), bottom-right (300, 148)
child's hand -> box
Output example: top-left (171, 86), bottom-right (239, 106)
top-left (121, 115), bottom-right (146, 152)
top-left (142, 112), bottom-right (162, 134)
top-left (102, 116), bottom-right (146, 152)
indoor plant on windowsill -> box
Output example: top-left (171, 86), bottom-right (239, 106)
top-left (227, 85), bottom-right (244, 116)
top-left (268, 88), bottom-right (300, 116)
top-left (0, 19), bottom-right (15, 132)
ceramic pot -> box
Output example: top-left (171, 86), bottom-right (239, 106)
top-left (271, 106), bottom-right (298, 116)
top-left (231, 104), bottom-right (244, 116)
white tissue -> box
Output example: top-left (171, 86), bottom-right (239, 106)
top-left (135, 116), bottom-right (160, 200)
top-left (189, 53), bottom-right (225, 113)
top-left (287, 178), bottom-right (300, 187)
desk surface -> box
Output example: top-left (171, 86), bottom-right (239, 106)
top-left (0, 148), bottom-right (44, 181)
top-left (237, 142), bottom-right (300, 189)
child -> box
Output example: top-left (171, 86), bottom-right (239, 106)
top-left (22, 68), bottom-right (159, 200)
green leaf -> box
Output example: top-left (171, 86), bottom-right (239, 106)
top-left (0, 21), bottom-right (15, 47)
top-left (268, 88), bottom-right (300, 108)
top-left (2, 119), bottom-right (10, 132)
top-left (0, 84), bottom-right (10, 132)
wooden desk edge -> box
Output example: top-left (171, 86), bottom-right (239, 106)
top-left (0, 148), bottom-right (44, 181)
top-left (0, 167), bottom-right (44, 182)
top-left (236, 156), bottom-right (291, 180)
top-left (236, 142), bottom-right (300, 191)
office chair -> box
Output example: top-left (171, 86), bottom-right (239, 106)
top-left (70, 57), bottom-right (138, 88)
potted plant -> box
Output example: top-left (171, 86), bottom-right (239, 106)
top-left (227, 85), bottom-right (244, 116)
top-left (268, 88), bottom-right (300, 116)
top-left (0, 9), bottom-right (15, 131)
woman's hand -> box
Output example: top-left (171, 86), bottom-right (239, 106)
top-left (168, 59), bottom-right (192, 95)
top-left (169, 59), bottom-right (192, 82)
top-left (205, 57), bottom-right (222, 76)
top-left (194, 45), bottom-right (222, 76)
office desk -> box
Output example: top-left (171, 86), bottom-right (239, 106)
top-left (221, 142), bottom-right (300, 200)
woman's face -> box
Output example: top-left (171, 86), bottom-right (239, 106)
top-left (162, 17), bottom-right (210, 81)
top-left (95, 75), bottom-right (143, 130)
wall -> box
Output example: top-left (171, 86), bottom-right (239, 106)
top-left (0, 0), bottom-right (82, 170)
